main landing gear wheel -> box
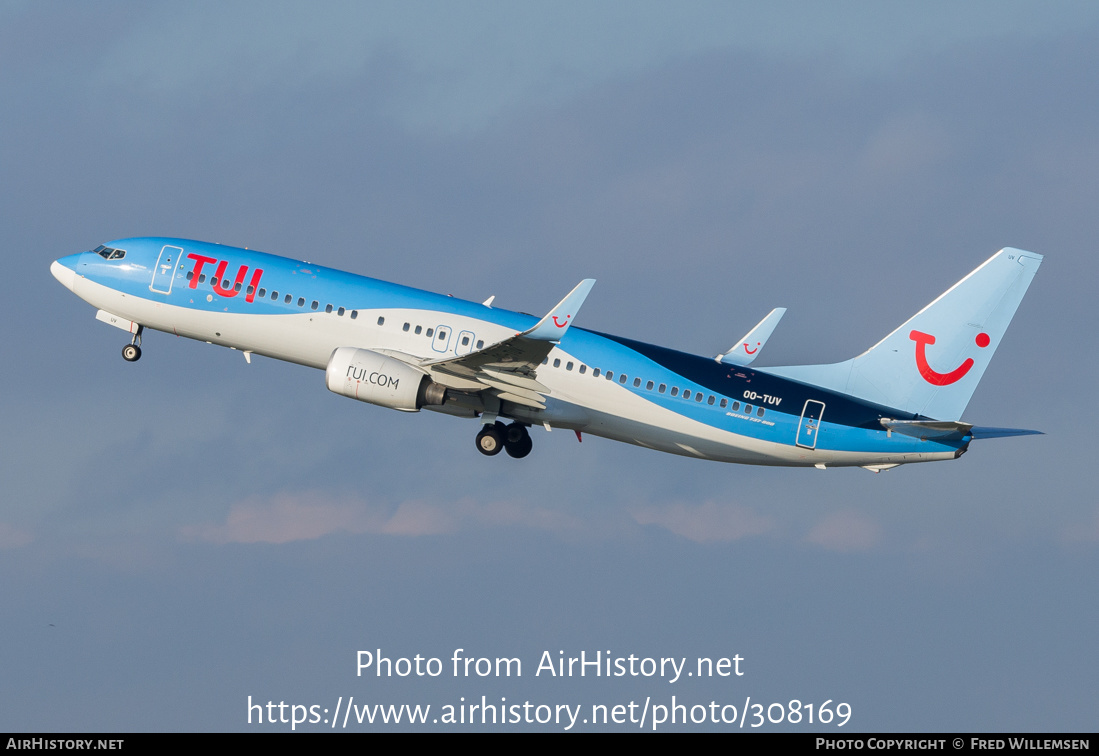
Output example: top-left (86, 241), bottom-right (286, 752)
top-left (504, 422), bottom-right (533, 459)
top-left (476, 423), bottom-right (505, 456)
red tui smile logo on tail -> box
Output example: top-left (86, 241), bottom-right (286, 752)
top-left (910, 330), bottom-right (990, 385)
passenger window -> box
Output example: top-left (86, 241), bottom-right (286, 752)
top-left (720, 398), bottom-right (728, 408)
top-left (658, 383), bottom-right (666, 393)
top-left (542, 358), bottom-right (549, 365)
top-left (553, 358), bottom-right (561, 368)
top-left (732, 401), bottom-right (740, 411)
top-left (566, 362), bottom-right (574, 371)
top-left (247, 285), bottom-right (255, 295)
top-left (211, 277), bottom-right (219, 287)
top-left (683, 390), bottom-right (691, 400)
top-left (646, 381), bottom-right (654, 390)
top-left (633, 377), bottom-right (641, 387)
top-left (403, 323), bottom-right (410, 332)
top-left (476, 340), bottom-right (484, 349)
top-left (426, 328), bottom-right (434, 337)
top-left (620, 374), bottom-right (627, 384)
top-left (258, 288), bottom-right (265, 297)
top-left (745, 404), bottom-right (753, 414)
top-left (707, 395), bottom-right (715, 405)
top-left (311, 301), bottom-right (319, 310)
top-left (186, 271), bottom-right (193, 281)
top-left (461, 336), bottom-right (469, 346)
top-left (605, 371), bottom-right (613, 381)
top-left (351, 311), bottom-right (358, 320)
top-left (757, 407), bottom-right (765, 417)
top-left (437, 330), bottom-right (447, 340)
top-left (695, 393), bottom-right (703, 403)
top-left (415, 325), bottom-right (422, 335)
top-left (337, 307), bottom-right (345, 316)
top-left (271, 291), bottom-right (278, 300)
top-left (285, 294), bottom-right (292, 304)
top-left (579, 365), bottom-right (587, 374)
top-left (325, 304), bottom-right (333, 313)
top-left (593, 368), bottom-right (600, 377)
top-left (235, 282), bottom-right (243, 292)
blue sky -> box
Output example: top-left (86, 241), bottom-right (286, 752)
top-left (2, 1), bottom-right (1097, 731)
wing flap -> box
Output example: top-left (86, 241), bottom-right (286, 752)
top-left (494, 391), bottom-right (547, 410)
top-left (479, 367), bottom-right (550, 393)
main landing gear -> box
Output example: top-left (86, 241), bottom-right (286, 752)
top-left (476, 421), bottom-right (533, 459)
top-left (121, 325), bottom-right (144, 362)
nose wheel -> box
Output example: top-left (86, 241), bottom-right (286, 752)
top-left (121, 325), bottom-right (144, 362)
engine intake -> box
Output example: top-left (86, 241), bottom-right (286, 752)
top-left (325, 347), bottom-right (447, 411)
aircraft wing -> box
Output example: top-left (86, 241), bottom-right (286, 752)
top-left (718, 307), bottom-right (786, 366)
top-left (417, 279), bottom-right (596, 409)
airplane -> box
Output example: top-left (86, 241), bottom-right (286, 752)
top-left (50, 238), bottom-right (1042, 471)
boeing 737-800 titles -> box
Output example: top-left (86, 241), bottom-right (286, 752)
top-left (51, 239), bottom-right (1042, 471)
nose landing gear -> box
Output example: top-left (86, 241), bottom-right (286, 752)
top-left (475, 421), bottom-right (533, 458)
top-left (121, 325), bottom-right (144, 362)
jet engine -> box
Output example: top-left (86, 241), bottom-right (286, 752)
top-left (325, 347), bottom-right (447, 411)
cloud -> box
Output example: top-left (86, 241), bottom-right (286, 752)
top-left (181, 491), bottom-right (583, 544)
top-left (857, 113), bottom-right (952, 175)
top-left (0, 522), bottom-right (32, 549)
top-left (1062, 509), bottom-right (1099, 544)
top-left (805, 510), bottom-right (882, 552)
top-left (631, 500), bottom-right (774, 543)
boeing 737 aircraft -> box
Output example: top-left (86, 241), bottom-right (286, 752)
top-left (51, 239), bottom-right (1042, 471)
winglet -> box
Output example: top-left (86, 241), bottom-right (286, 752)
top-left (718, 307), bottom-right (786, 365)
top-left (521, 279), bottom-right (595, 341)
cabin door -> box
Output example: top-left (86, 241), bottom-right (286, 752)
top-left (149, 245), bottom-right (183, 294)
top-left (796, 400), bottom-right (826, 449)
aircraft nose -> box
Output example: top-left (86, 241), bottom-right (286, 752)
top-left (50, 253), bottom-right (83, 292)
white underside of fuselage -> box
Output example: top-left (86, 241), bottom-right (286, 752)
top-left (72, 276), bottom-right (954, 468)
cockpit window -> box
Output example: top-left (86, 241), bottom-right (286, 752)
top-left (94, 245), bottom-right (125, 260)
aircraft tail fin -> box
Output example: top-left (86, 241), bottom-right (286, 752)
top-left (768, 248), bottom-right (1043, 420)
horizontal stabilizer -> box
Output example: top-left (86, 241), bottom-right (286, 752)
top-left (970, 426), bottom-right (1044, 439)
top-left (881, 419), bottom-right (1043, 441)
top-left (881, 419), bottom-right (973, 440)
top-left (718, 307), bottom-right (786, 366)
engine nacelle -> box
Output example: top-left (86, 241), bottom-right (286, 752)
top-left (325, 347), bottom-right (446, 411)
